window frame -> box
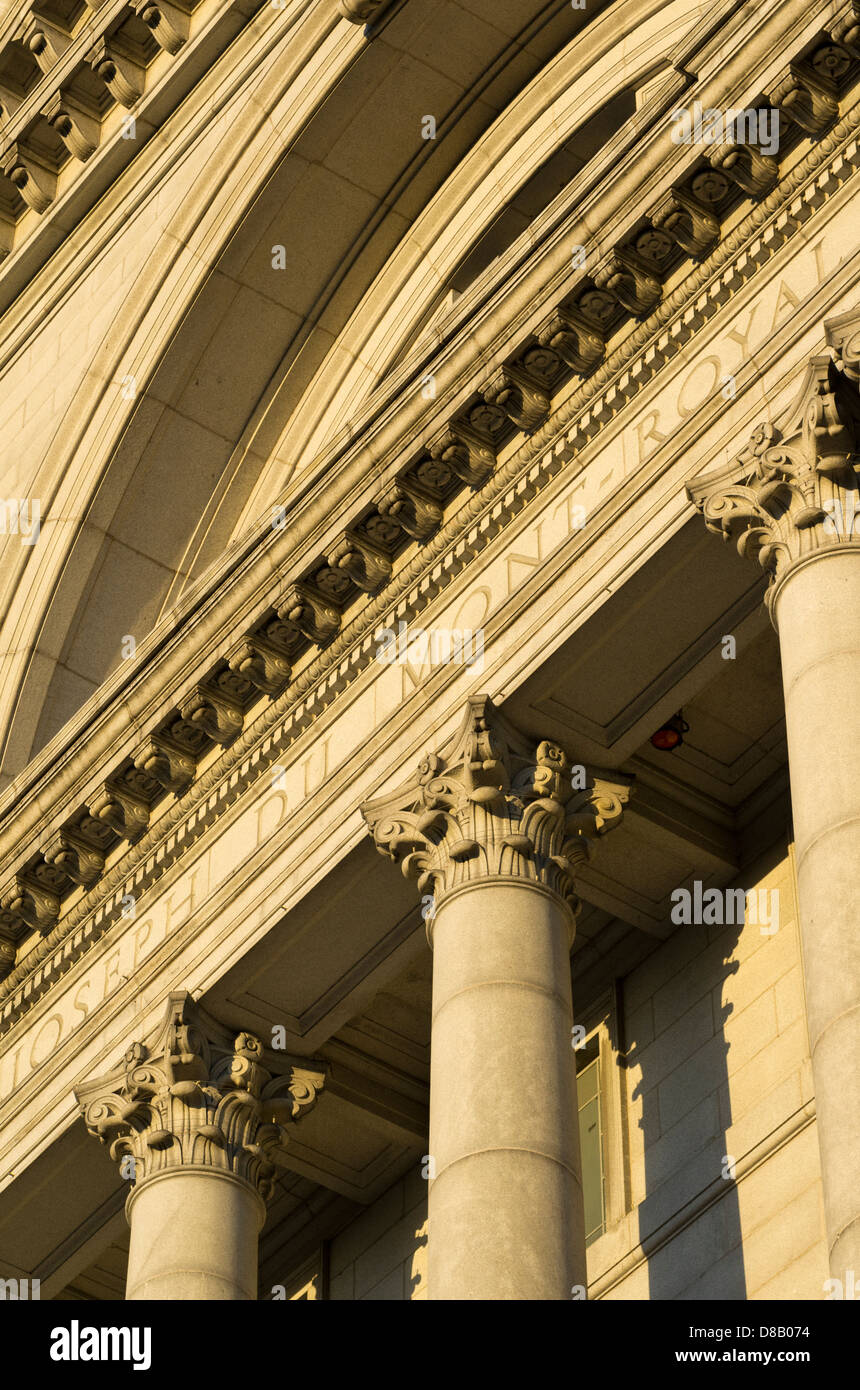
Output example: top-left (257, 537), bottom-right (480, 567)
top-left (574, 984), bottom-right (629, 1242)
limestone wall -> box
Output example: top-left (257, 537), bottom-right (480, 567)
top-left (328, 1168), bottom-right (428, 1302)
top-left (596, 842), bottom-right (827, 1300)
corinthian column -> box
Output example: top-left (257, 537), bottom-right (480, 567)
top-left (688, 338), bottom-right (860, 1289)
top-left (362, 696), bottom-right (630, 1300)
top-left (77, 992), bottom-right (324, 1300)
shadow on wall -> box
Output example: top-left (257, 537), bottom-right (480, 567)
top-left (625, 897), bottom-right (750, 1299)
top-left (406, 1218), bottom-right (428, 1299)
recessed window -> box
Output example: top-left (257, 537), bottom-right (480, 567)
top-left (576, 1029), bottom-right (606, 1245)
top-left (448, 88), bottom-right (637, 297)
top-left (573, 987), bottom-right (628, 1252)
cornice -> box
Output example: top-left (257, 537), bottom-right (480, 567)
top-left (0, 42), bottom-right (859, 1028)
top-left (0, 0), bottom-right (285, 300)
top-left (3, 4), bottom-right (851, 812)
top-left (0, 0), bottom-right (335, 349)
top-left (269, 0), bottom-right (837, 494)
top-left (0, 0), bottom-right (384, 310)
top-left (0, 0), bottom-right (839, 806)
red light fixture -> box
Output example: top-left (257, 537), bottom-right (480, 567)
top-left (650, 711), bottom-right (689, 752)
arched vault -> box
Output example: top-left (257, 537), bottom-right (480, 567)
top-left (0, 0), bottom-right (708, 785)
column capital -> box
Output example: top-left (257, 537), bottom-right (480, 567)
top-left (361, 695), bottom-right (631, 928)
top-left (687, 348), bottom-right (860, 615)
top-left (75, 992), bottom-right (325, 1203)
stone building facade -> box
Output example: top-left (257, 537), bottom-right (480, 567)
top-left (0, 0), bottom-right (857, 1300)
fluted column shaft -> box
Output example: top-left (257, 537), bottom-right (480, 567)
top-left (126, 1167), bottom-right (265, 1300)
top-left (774, 548), bottom-right (860, 1283)
top-left (362, 696), bottom-right (630, 1301)
top-left (688, 343), bottom-right (860, 1289)
top-left (429, 878), bottom-right (584, 1299)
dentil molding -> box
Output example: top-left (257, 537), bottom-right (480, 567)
top-left (2, 65), bottom-right (860, 1027)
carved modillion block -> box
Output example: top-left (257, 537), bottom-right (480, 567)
top-left (276, 583), bottom-right (341, 645)
top-left (42, 90), bottom-right (101, 162)
top-left (649, 187), bottom-right (720, 260)
top-left (327, 532), bottom-right (392, 591)
top-left (594, 248), bottom-right (662, 318)
top-left (537, 307), bottom-right (605, 375)
top-left (179, 683), bottom-right (244, 745)
top-left (42, 825), bottom-right (106, 888)
top-left (0, 932), bottom-right (15, 981)
top-left (132, 0), bottom-right (190, 55)
top-left (707, 142), bottom-right (778, 199)
top-left (0, 872), bottom-right (60, 935)
top-left (87, 38), bottom-right (145, 107)
top-left (1, 144), bottom-right (56, 214)
top-left (338, 0), bottom-right (388, 22)
top-left (770, 61), bottom-right (840, 137)
top-left (482, 364), bottom-right (551, 433)
top-left (227, 636), bottom-right (292, 696)
top-left (429, 423), bottom-right (495, 488)
top-left (376, 479), bottom-right (442, 541)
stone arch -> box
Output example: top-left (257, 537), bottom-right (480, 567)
top-left (0, 0), bottom-right (705, 783)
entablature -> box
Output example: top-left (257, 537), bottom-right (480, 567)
top-left (0, 0), bottom-right (287, 280)
top-left (0, 0), bottom-right (411, 297)
top-left (0, 0), bottom-right (857, 1024)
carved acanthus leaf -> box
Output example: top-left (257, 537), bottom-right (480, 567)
top-left (687, 356), bottom-right (860, 610)
top-left (361, 697), bottom-right (631, 927)
top-left (76, 993), bottom-right (325, 1201)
